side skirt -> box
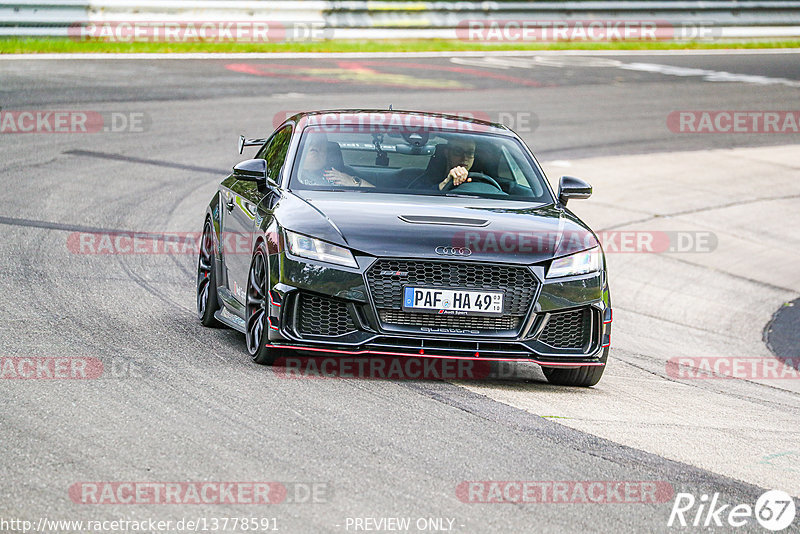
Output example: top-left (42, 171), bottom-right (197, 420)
top-left (214, 308), bottom-right (246, 334)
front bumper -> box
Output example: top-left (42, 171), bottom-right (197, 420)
top-left (265, 252), bottom-right (611, 367)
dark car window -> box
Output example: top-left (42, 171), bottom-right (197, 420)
top-left (289, 125), bottom-right (551, 202)
top-left (256, 125), bottom-right (293, 182)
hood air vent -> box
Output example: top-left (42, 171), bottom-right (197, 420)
top-left (398, 215), bottom-right (489, 227)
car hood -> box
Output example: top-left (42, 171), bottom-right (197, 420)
top-left (278, 191), bottom-right (599, 264)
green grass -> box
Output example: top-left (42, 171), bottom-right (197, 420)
top-left (2, 37), bottom-right (800, 54)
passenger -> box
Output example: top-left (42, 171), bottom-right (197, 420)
top-left (297, 134), bottom-right (374, 187)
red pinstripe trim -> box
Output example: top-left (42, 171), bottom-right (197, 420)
top-left (269, 291), bottom-right (281, 308)
top-left (265, 344), bottom-right (605, 367)
top-left (267, 317), bottom-right (280, 331)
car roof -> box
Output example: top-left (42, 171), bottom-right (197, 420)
top-left (287, 109), bottom-right (513, 136)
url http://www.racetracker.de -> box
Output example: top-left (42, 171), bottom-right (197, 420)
top-left (0, 516), bottom-right (280, 533)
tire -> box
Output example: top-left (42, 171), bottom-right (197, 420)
top-left (542, 348), bottom-right (608, 387)
top-left (197, 219), bottom-right (222, 327)
top-left (245, 242), bottom-right (290, 365)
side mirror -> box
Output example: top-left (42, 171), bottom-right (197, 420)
top-left (557, 176), bottom-right (592, 206)
top-left (233, 159), bottom-right (267, 182)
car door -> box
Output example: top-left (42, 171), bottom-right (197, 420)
top-left (223, 124), bottom-right (293, 309)
top-left (222, 179), bottom-right (263, 307)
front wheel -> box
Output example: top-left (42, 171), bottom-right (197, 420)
top-left (542, 348), bottom-right (608, 387)
top-left (197, 219), bottom-right (221, 327)
top-left (245, 242), bottom-right (290, 365)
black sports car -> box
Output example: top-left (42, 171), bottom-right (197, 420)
top-left (197, 110), bottom-right (611, 386)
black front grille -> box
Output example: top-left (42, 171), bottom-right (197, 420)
top-left (538, 309), bottom-right (592, 349)
top-left (380, 310), bottom-right (519, 331)
top-left (366, 260), bottom-right (536, 331)
top-left (297, 293), bottom-right (357, 337)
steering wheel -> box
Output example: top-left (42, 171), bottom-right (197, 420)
top-left (443, 172), bottom-right (504, 193)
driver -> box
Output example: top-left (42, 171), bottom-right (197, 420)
top-left (415, 138), bottom-right (477, 191)
top-left (439, 138), bottom-right (476, 190)
top-left (297, 134), bottom-right (374, 187)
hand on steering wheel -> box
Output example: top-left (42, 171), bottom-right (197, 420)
top-left (442, 171), bottom-right (504, 192)
top-left (324, 168), bottom-right (359, 186)
top-left (445, 166), bottom-right (470, 188)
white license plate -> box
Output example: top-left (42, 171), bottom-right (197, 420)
top-left (402, 287), bottom-right (504, 316)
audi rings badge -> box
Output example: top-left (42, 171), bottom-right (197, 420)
top-left (435, 246), bottom-right (472, 257)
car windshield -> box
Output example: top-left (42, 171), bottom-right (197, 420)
top-left (289, 124), bottom-right (552, 202)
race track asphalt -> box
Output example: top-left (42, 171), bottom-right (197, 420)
top-left (1, 50), bottom-right (799, 533)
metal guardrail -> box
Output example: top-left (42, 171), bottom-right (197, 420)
top-left (2, 0), bottom-right (800, 38)
top-left (1, 1), bottom-right (88, 29)
top-left (327, 1), bottom-right (800, 28)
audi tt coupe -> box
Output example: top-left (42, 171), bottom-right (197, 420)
top-left (196, 110), bottom-right (611, 386)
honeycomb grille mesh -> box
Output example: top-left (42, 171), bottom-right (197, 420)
top-left (366, 260), bottom-right (536, 317)
top-left (379, 310), bottom-right (519, 330)
top-left (538, 309), bottom-right (592, 349)
top-left (297, 293), bottom-right (356, 337)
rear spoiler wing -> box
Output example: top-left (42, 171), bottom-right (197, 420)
top-left (238, 135), bottom-right (267, 154)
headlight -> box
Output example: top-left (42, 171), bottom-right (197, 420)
top-left (547, 247), bottom-right (601, 278)
top-left (285, 230), bottom-right (358, 268)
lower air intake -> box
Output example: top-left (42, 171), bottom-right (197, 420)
top-left (538, 308), bottom-right (592, 349)
top-left (297, 293), bottom-right (357, 337)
